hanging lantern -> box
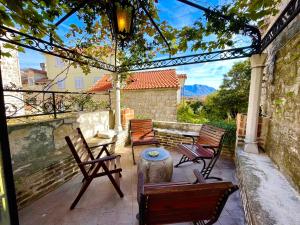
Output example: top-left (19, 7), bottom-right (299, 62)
top-left (109, 0), bottom-right (135, 46)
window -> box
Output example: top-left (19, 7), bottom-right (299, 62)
top-left (57, 80), bottom-right (65, 89)
top-left (28, 77), bottom-right (34, 86)
top-left (93, 76), bottom-right (101, 84)
top-left (55, 57), bottom-right (65, 68)
top-left (75, 77), bottom-right (84, 89)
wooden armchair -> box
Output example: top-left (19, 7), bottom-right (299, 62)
top-left (138, 170), bottom-right (238, 225)
top-left (65, 128), bottom-right (124, 209)
top-left (130, 119), bottom-right (160, 164)
top-left (175, 125), bottom-right (226, 180)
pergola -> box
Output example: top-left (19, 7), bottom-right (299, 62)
top-left (0, 0), bottom-right (299, 224)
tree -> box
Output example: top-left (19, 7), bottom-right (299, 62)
top-left (0, 0), bottom-right (280, 61)
top-left (201, 60), bottom-right (251, 120)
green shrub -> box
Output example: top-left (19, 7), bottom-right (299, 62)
top-left (206, 120), bottom-right (236, 150)
top-left (177, 102), bottom-right (208, 124)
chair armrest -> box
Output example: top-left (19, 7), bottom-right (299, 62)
top-left (90, 141), bottom-right (116, 149)
top-left (79, 155), bottom-right (120, 165)
top-left (193, 169), bottom-right (206, 184)
top-left (183, 134), bottom-right (199, 145)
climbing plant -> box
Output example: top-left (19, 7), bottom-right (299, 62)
top-left (0, 0), bottom-right (280, 64)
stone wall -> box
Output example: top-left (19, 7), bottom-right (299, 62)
top-left (0, 42), bottom-right (24, 116)
top-left (261, 15), bottom-right (300, 190)
top-left (9, 110), bottom-right (111, 208)
top-left (112, 88), bottom-right (178, 121)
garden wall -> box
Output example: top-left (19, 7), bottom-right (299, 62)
top-left (261, 14), bottom-right (300, 190)
top-left (9, 110), bottom-right (111, 208)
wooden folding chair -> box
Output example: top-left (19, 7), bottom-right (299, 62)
top-left (65, 128), bottom-right (124, 210)
top-left (130, 119), bottom-right (160, 165)
top-left (175, 125), bottom-right (226, 180)
top-left (138, 169), bottom-right (238, 225)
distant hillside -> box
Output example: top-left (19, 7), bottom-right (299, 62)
top-left (183, 84), bottom-right (216, 97)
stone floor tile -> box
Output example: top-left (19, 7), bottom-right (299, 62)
top-left (19, 145), bottom-right (245, 225)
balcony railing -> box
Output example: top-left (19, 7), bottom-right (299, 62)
top-left (4, 89), bottom-right (111, 119)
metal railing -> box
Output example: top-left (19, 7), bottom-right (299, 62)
top-left (4, 89), bottom-right (111, 119)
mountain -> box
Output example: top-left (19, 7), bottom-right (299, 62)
top-left (183, 84), bottom-right (216, 97)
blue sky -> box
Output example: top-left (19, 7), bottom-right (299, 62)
top-left (19, 0), bottom-right (247, 89)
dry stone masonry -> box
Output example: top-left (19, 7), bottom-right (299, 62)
top-left (261, 15), bottom-right (300, 191)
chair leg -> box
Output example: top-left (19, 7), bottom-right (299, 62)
top-left (103, 166), bottom-right (124, 198)
top-left (200, 156), bottom-right (223, 180)
top-left (70, 178), bottom-right (92, 210)
top-left (174, 155), bottom-right (191, 167)
top-left (132, 145), bottom-right (136, 165)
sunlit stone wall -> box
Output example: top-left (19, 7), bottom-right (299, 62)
top-left (261, 14), bottom-right (300, 191)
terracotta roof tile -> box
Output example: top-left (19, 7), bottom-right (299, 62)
top-left (124, 69), bottom-right (180, 90)
top-left (89, 69), bottom-right (181, 92)
top-left (177, 74), bottom-right (187, 79)
top-left (89, 75), bottom-right (113, 92)
top-left (23, 68), bottom-right (47, 75)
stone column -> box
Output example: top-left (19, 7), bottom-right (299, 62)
top-left (244, 54), bottom-right (267, 153)
top-left (114, 73), bottom-right (122, 132)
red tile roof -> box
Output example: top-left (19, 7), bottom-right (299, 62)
top-left (89, 75), bottom-right (113, 92)
top-left (177, 74), bottom-right (187, 79)
top-left (124, 69), bottom-right (180, 90)
top-left (90, 69), bottom-right (181, 92)
top-left (23, 68), bottom-right (47, 75)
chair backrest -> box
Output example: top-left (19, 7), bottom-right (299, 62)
top-left (197, 125), bottom-right (226, 149)
top-left (65, 128), bottom-right (94, 178)
top-left (140, 182), bottom-right (238, 225)
top-left (130, 119), bottom-right (154, 138)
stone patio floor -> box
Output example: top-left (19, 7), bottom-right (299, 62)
top-left (18, 146), bottom-right (245, 225)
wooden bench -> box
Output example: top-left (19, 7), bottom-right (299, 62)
top-left (138, 170), bottom-right (238, 225)
top-left (130, 119), bottom-right (160, 164)
top-left (175, 124), bottom-right (226, 180)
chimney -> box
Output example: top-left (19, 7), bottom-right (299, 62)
top-left (40, 63), bottom-right (45, 71)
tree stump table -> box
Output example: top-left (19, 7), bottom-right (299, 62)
top-left (137, 147), bottom-right (173, 183)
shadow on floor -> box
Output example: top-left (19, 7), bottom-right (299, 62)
top-left (19, 145), bottom-right (245, 225)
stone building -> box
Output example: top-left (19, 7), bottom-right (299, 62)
top-left (0, 42), bottom-right (24, 116)
top-left (90, 69), bottom-right (186, 121)
top-left (44, 54), bottom-right (113, 92)
top-left (21, 65), bottom-right (51, 90)
top-left (260, 1), bottom-right (300, 190)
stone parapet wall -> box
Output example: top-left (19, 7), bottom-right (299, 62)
top-left (9, 110), bottom-right (111, 209)
top-left (235, 146), bottom-right (300, 225)
top-left (261, 14), bottom-right (300, 190)
top-left (16, 156), bottom-right (79, 208)
top-left (153, 120), bottom-right (202, 132)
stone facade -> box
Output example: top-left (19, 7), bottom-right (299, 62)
top-left (114, 88), bottom-right (179, 121)
top-left (261, 15), bottom-right (300, 190)
top-left (0, 42), bottom-right (24, 116)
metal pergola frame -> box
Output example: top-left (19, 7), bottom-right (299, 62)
top-left (0, 0), bottom-right (299, 224)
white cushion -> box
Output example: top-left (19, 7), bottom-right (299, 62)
top-left (97, 130), bottom-right (116, 139)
